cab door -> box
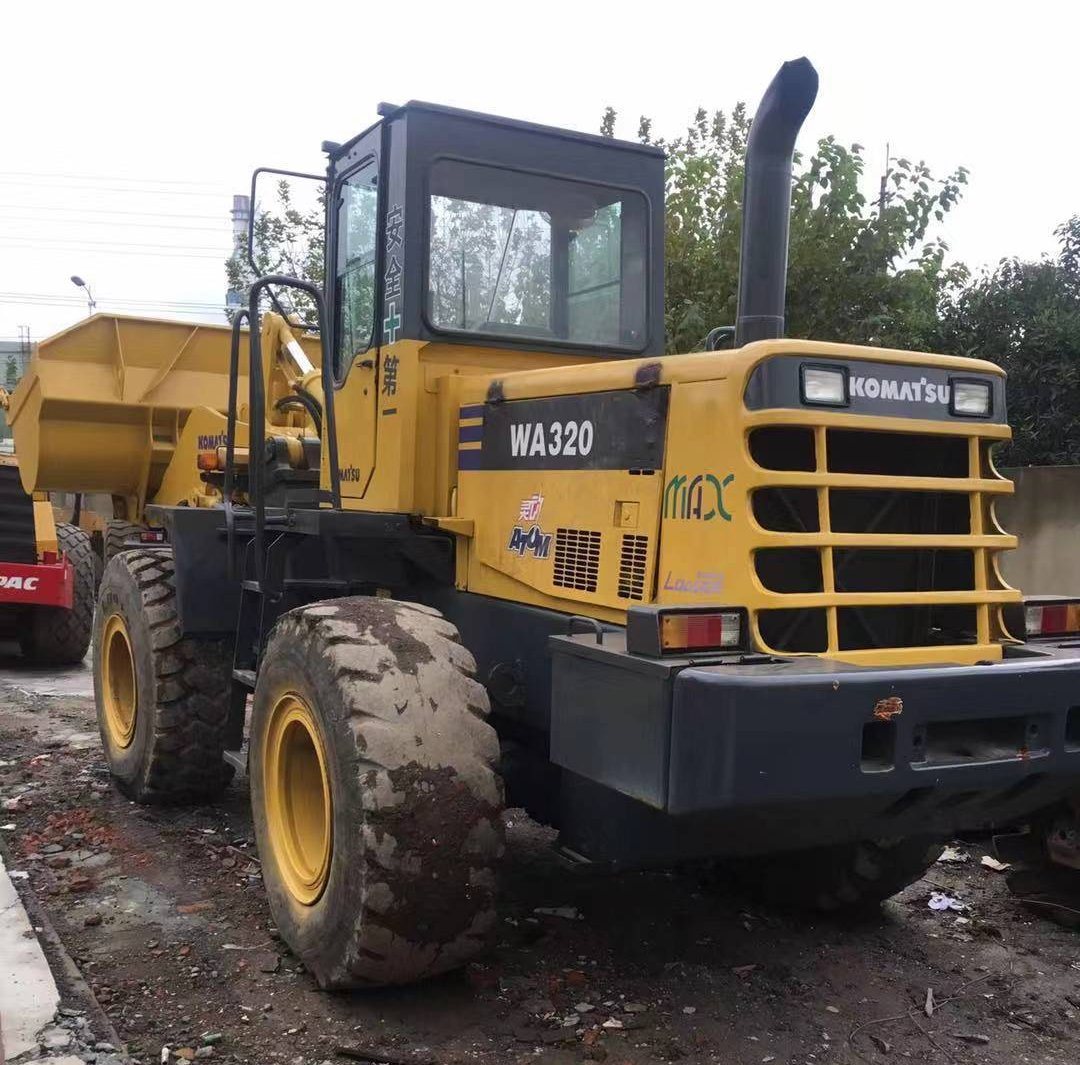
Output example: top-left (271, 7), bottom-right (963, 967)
top-left (327, 147), bottom-right (381, 499)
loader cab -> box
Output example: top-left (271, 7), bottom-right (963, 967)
top-left (324, 101), bottom-right (667, 378)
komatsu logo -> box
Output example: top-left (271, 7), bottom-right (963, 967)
top-left (0, 575), bottom-right (38, 590)
top-left (850, 375), bottom-right (951, 405)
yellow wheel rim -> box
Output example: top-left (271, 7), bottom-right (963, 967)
top-left (101, 614), bottom-right (137, 749)
top-left (264, 692), bottom-right (332, 905)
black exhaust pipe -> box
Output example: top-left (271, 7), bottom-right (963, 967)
top-left (734, 57), bottom-right (819, 346)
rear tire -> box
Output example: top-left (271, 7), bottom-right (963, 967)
top-left (19, 522), bottom-right (96, 665)
top-left (105, 519), bottom-right (145, 560)
top-left (733, 837), bottom-right (945, 911)
top-left (93, 549), bottom-right (233, 803)
top-left (250, 597), bottom-right (504, 988)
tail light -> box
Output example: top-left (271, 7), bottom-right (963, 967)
top-left (197, 450), bottom-right (219, 471)
top-left (139, 528), bottom-right (166, 544)
top-left (1024, 598), bottom-right (1080, 638)
top-left (627, 606), bottom-right (746, 657)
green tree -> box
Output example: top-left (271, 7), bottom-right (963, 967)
top-left (4, 355), bottom-right (17, 390)
top-left (603, 106), bottom-right (968, 353)
top-left (937, 217), bottom-right (1080, 465)
top-left (225, 180), bottom-right (325, 320)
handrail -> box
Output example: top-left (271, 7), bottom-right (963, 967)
top-left (247, 275), bottom-right (340, 587)
top-left (223, 309), bottom-right (249, 582)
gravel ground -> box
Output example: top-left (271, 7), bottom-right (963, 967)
top-left (3, 687), bottom-right (1080, 1065)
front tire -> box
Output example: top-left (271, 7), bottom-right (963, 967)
top-left (20, 522), bottom-right (96, 665)
top-left (93, 549), bottom-right (232, 803)
top-left (733, 837), bottom-right (945, 911)
top-left (250, 597), bottom-right (504, 988)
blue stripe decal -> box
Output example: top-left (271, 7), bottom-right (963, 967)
top-left (458, 424), bottom-right (484, 444)
top-left (457, 448), bottom-right (483, 471)
top-left (459, 403), bottom-right (485, 419)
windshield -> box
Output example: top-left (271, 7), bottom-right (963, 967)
top-left (427, 160), bottom-right (648, 350)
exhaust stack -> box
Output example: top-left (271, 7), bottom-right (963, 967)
top-left (734, 57), bottom-right (819, 346)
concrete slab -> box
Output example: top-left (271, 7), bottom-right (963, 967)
top-left (0, 643), bottom-right (93, 699)
top-left (0, 856), bottom-right (61, 1060)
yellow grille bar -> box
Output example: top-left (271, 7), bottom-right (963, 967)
top-left (754, 531), bottom-right (1017, 549)
top-left (748, 470), bottom-right (1012, 495)
top-left (743, 407), bottom-right (1012, 439)
top-left (756, 588), bottom-right (1019, 609)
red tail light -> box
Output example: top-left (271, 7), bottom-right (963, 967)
top-left (1026, 599), bottom-right (1080, 638)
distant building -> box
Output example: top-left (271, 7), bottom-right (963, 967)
top-left (226, 194), bottom-right (252, 312)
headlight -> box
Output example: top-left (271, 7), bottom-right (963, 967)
top-left (801, 364), bottom-right (848, 407)
top-left (950, 378), bottom-right (991, 417)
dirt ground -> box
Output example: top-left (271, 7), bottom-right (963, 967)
top-left (4, 688), bottom-right (1080, 1065)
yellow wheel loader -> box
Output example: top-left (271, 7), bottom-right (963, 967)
top-left (12, 58), bottom-right (1080, 987)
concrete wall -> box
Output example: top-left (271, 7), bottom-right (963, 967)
top-left (997, 466), bottom-right (1080, 595)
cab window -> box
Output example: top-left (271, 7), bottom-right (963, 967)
top-left (335, 159), bottom-right (379, 376)
top-left (426, 160), bottom-right (647, 351)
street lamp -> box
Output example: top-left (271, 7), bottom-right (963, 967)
top-left (70, 275), bottom-right (97, 317)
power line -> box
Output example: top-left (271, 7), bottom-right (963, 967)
top-left (0, 179), bottom-right (228, 198)
top-left (0, 170), bottom-right (230, 188)
top-left (0, 290), bottom-right (227, 308)
top-left (0, 298), bottom-right (226, 314)
top-left (0, 234), bottom-right (232, 252)
top-left (0, 244), bottom-right (228, 260)
top-left (0, 203), bottom-right (224, 221)
top-left (0, 294), bottom-right (227, 311)
top-left (0, 215), bottom-right (230, 233)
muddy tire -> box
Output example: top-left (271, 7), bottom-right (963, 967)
top-left (93, 549), bottom-right (233, 803)
top-left (250, 597), bottom-right (504, 989)
top-left (19, 522), bottom-right (96, 665)
top-left (734, 837), bottom-right (945, 912)
top-left (105, 519), bottom-right (145, 560)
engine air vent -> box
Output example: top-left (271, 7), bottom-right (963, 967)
top-left (617, 534), bottom-right (648, 601)
top-left (553, 528), bottom-right (601, 593)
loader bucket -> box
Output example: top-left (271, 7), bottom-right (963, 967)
top-left (8, 315), bottom-right (245, 497)
top-left (8, 314), bottom-right (317, 499)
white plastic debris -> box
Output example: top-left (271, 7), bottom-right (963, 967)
top-left (937, 846), bottom-right (970, 864)
top-left (980, 855), bottom-right (1011, 872)
top-left (928, 892), bottom-right (966, 912)
top-left (602, 1018), bottom-right (624, 1030)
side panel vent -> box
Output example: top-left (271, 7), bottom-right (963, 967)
top-left (553, 528), bottom-right (601, 593)
top-left (618, 534), bottom-right (649, 601)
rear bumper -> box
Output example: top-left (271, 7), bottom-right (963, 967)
top-left (0, 558), bottom-right (74, 608)
top-left (550, 634), bottom-right (1080, 860)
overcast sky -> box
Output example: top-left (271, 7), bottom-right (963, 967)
top-left (3, 0), bottom-right (1074, 342)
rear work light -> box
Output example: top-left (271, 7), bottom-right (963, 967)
top-left (950, 377), bottom-right (992, 418)
top-left (801, 364), bottom-right (848, 407)
top-left (626, 605), bottom-right (747, 657)
top-left (1024, 599), bottom-right (1080, 638)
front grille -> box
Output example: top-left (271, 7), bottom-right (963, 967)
top-left (0, 463), bottom-right (36, 565)
top-left (553, 528), bottom-right (601, 593)
top-left (747, 420), bottom-right (1016, 658)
